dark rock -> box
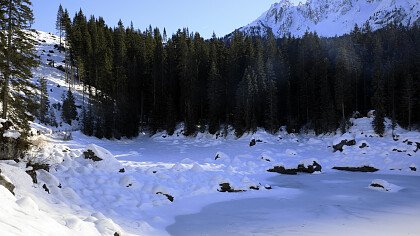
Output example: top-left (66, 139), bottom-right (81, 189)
top-left (249, 186), bottom-right (259, 190)
top-left (0, 169), bottom-right (15, 195)
top-left (332, 166), bottom-right (379, 172)
top-left (58, 183), bottom-right (62, 188)
top-left (297, 161), bottom-right (322, 173)
top-left (56, 65), bottom-right (65, 72)
top-left (215, 154), bottom-right (220, 160)
top-left (26, 163), bottom-right (50, 184)
top-left (49, 50), bottom-right (54, 53)
top-left (83, 150), bottom-right (103, 162)
top-left (267, 166), bottom-right (298, 175)
top-left (403, 139), bottom-right (413, 145)
top-left (218, 183), bottom-right (245, 192)
top-left (370, 183), bottom-right (387, 191)
top-left (333, 139), bottom-right (356, 152)
top-left (156, 192), bottom-right (174, 202)
top-left (392, 148), bottom-right (405, 153)
top-left (359, 143), bottom-right (368, 148)
top-left (26, 170), bottom-right (37, 183)
top-left (261, 157), bottom-right (271, 162)
top-left (410, 166), bottom-right (417, 172)
top-left (119, 168), bottom-right (125, 173)
top-left (114, 233), bottom-right (120, 236)
top-left (249, 139), bottom-right (256, 147)
top-left (268, 161), bottom-right (322, 175)
top-left (42, 184), bottom-right (50, 194)
top-left (264, 185), bottom-right (272, 190)
top-left (249, 139), bottom-right (262, 147)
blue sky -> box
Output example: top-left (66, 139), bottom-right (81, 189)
top-left (32, 0), bottom-right (303, 38)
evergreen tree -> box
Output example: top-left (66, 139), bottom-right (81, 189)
top-left (56, 4), bottom-right (64, 48)
top-left (371, 38), bottom-right (385, 135)
top-left (265, 59), bottom-right (279, 133)
top-left (37, 77), bottom-right (50, 124)
top-left (334, 45), bottom-right (352, 132)
top-left (48, 107), bottom-right (58, 127)
top-left (0, 0), bottom-right (38, 133)
top-left (207, 34), bottom-right (223, 134)
top-left (207, 60), bottom-right (222, 134)
top-left (82, 105), bottom-right (94, 136)
top-left (61, 90), bottom-right (77, 125)
top-left (402, 74), bottom-right (415, 130)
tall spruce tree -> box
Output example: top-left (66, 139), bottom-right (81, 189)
top-left (56, 4), bottom-right (64, 48)
top-left (61, 90), bottom-right (77, 125)
top-left (371, 38), bottom-right (385, 135)
top-left (0, 0), bottom-right (38, 133)
top-left (37, 77), bottom-right (50, 124)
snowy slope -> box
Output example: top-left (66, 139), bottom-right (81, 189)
top-left (30, 30), bottom-right (85, 132)
top-left (240, 0), bottom-right (420, 37)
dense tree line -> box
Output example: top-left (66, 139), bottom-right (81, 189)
top-left (60, 8), bottom-right (419, 138)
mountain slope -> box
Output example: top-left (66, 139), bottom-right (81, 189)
top-left (240, 0), bottom-right (420, 37)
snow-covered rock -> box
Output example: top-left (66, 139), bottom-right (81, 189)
top-left (83, 144), bottom-right (122, 171)
top-left (369, 179), bottom-right (403, 193)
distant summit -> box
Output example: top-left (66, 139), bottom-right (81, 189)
top-left (239, 0), bottom-right (419, 37)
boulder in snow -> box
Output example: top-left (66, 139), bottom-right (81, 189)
top-left (25, 162), bottom-right (50, 184)
top-left (332, 166), bottom-right (378, 172)
top-left (369, 179), bottom-right (403, 192)
top-left (267, 161), bottom-right (322, 175)
top-left (156, 192), bottom-right (174, 202)
top-left (333, 133), bottom-right (356, 152)
top-left (218, 182), bottom-right (245, 192)
top-left (249, 138), bottom-right (262, 147)
top-left (82, 144), bottom-right (122, 171)
top-left (0, 169), bottom-right (15, 195)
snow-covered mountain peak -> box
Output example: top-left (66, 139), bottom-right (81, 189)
top-left (240, 0), bottom-right (419, 37)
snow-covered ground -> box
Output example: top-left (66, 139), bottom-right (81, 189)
top-left (0, 31), bottom-right (419, 235)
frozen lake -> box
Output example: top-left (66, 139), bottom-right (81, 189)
top-left (167, 172), bottom-right (420, 236)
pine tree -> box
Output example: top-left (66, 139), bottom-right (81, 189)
top-left (56, 4), bottom-right (64, 48)
top-left (0, 0), bottom-right (38, 133)
top-left (208, 61), bottom-right (222, 134)
top-left (371, 38), bottom-right (385, 136)
top-left (334, 45), bottom-right (352, 132)
top-left (402, 74), bottom-right (414, 130)
top-left (61, 90), bottom-right (77, 125)
top-left (48, 107), bottom-right (58, 127)
top-left (207, 34), bottom-right (223, 134)
top-left (318, 58), bottom-right (336, 133)
top-left (38, 77), bottom-right (50, 124)
top-left (82, 105), bottom-right (94, 136)
top-left (265, 59), bottom-right (279, 133)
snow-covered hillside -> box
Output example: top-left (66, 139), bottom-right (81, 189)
top-left (240, 0), bottom-right (420, 37)
top-left (0, 31), bottom-right (419, 235)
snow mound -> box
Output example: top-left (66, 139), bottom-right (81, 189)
top-left (369, 179), bottom-right (403, 193)
top-left (83, 144), bottom-right (122, 171)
